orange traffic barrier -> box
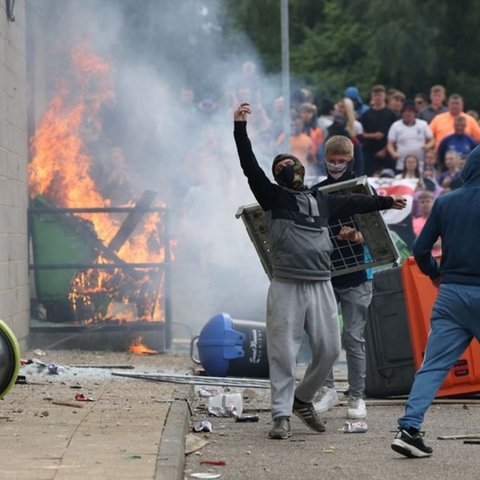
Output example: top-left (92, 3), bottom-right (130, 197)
top-left (401, 257), bottom-right (480, 397)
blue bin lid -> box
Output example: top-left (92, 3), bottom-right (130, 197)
top-left (197, 313), bottom-right (245, 376)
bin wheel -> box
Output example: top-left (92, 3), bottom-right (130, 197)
top-left (0, 320), bottom-right (20, 399)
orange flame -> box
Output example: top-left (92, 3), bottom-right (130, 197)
top-left (128, 337), bottom-right (158, 355)
top-left (28, 42), bottom-right (174, 324)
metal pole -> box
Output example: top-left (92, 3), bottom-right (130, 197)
top-left (280, 0), bottom-right (291, 152)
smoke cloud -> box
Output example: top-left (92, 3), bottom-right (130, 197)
top-left (28, 0), bottom-right (280, 337)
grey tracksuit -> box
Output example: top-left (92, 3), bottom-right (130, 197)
top-left (234, 121), bottom-right (393, 418)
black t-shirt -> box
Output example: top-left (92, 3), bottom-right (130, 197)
top-left (360, 107), bottom-right (397, 154)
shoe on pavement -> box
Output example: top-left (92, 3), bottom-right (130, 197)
top-left (293, 397), bottom-right (326, 432)
top-left (391, 428), bottom-right (433, 458)
top-left (314, 387), bottom-right (339, 413)
top-left (268, 416), bottom-right (291, 439)
top-left (347, 396), bottom-right (367, 419)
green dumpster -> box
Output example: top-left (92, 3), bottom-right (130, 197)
top-left (30, 195), bottom-right (97, 322)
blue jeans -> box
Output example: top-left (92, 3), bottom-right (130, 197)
top-left (398, 283), bottom-right (480, 430)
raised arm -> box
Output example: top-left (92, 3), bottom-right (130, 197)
top-left (233, 103), bottom-right (277, 209)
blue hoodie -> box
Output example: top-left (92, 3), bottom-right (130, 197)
top-left (344, 86), bottom-right (369, 116)
top-left (413, 145), bottom-right (480, 285)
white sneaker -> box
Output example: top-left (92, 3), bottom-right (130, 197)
top-left (313, 387), bottom-right (339, 413)
top-left (347, 397), bottom-right (367, 419)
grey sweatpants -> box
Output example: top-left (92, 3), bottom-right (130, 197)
top-left (266, 277), bottom-right (341, 419)
top-left (323, 281), bottom-right (373, 398)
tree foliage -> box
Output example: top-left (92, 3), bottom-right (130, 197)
top-left (225, 0), bottom-right (480, 108)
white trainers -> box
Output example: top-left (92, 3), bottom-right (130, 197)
top-left (347, 397), bottom-right (367, 419)
top-left (313, 387), bottom-right (339, 413)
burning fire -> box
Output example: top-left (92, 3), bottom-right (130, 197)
top-left (128, 337), bottom-right (158, 355)
top-left (29, 42), bottom-right (172, 324)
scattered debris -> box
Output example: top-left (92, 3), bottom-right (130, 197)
top-left (208, 393), bottom-right (243, 416)
top-left (207, 406), bottom-right (237, 418)
top-left (74, 393), bottom-right (95, 402)
top-left (234, 413), bottom-right (259, 423)
top-left (464, 440), bottom-right (480, 445)
top-left (438, 433), bottom-right (480, 440)
top-left (185, 433), bottom-right (209, 455)
top-left (342, 421), bottom-right (368, 433)
top-left (46, 363), bottom-right (67, 375)
top-left (51, 400), bottom-right (84, 408)
top-left (195, 386), bottom-right (225, 398)
top-left (199, 460), bottom-right (226, 466)
top-left (70, 364), bottom-right (135, 369)
top-left (15, 375), bottom-right (27, 384)
top-left (190, 474), bottom-right (221, 479)
top-left (322, 444), bottom-right (337, 453)
top-left (33, 349), bottom-right (47, 356)
top-left (193, 421), bottom-right (213, 433)
top-left (111, 372), bottom-right (270, 389)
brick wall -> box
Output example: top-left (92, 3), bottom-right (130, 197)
top-left (0, 2), bottom-right (29, 349)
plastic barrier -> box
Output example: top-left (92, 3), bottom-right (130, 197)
top-left (402, 257), bottom-right (480, 397)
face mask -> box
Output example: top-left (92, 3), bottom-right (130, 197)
top-left (326, 160), bottom-right (349, 180)
top-left (275, 164), bottom-right (305, 190)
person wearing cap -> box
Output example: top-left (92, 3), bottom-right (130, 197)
top-left (233, 103), bottom-right (407, 441)
top-left (387, 100), bottom-right (434, 172)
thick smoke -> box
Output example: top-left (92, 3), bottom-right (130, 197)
top-left (28, 0), bottom-right (280, 337)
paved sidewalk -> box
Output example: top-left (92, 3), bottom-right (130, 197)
top-left (0, 349), bottom-right (192, 480)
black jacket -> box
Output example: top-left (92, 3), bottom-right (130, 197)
top-left (234, 121), bottom-right (394, 281)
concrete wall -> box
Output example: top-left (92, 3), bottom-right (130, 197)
top-left (0, 1), bottom-right (29, 349)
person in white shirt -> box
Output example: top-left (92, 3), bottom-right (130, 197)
top-left (387, 101), bottom-right (434, 173)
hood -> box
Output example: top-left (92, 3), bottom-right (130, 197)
top-left (461, 145), bottom-right (480, 185)
top-left (344, 86), bottom-right (363, 105)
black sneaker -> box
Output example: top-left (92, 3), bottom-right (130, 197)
top-left (391, 428), bottom-right (433, 458)
top-left (293, 397), bottom-right (326, 433)
top-left (268, 416), bottom-right (291, 439)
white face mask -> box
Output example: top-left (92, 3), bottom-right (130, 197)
top-left (326, 161), bottom-right (348, 179)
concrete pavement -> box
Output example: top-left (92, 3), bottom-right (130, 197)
top-left (3, 348), bottom-right (480, 480)
top-left (0, 349), bottom-right (191, 480)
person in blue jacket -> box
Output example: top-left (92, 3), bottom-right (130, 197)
top-left (391, 145), bottom-right (480, 458)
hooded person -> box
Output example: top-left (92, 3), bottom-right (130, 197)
top-left (233, 102), bottom-right (407, 441)
top-left (392, 145), bottom-right (480, 458)
top-left (271, 153), bottom-right (306, 190)
top-left (345, 86), bottom-right (369, 117)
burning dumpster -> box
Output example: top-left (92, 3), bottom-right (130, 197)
top-left (27, 44), bottom-right (173, 351)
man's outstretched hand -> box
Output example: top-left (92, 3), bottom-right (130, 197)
top-left (390, 195), bottom-right (408, 210)
top-left (234, 103), bottom-right (251, 122)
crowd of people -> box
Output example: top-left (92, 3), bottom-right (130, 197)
top-left (181, 61), bottom-right (479, 254)
top-left (228, 64), bottom-right (480, 459)
top-left (225, 75), bottom-right (480, 251)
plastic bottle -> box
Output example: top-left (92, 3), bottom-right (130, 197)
top-left (207, 392), bottom-right (243, 416)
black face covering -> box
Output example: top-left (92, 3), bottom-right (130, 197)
top-left (272, 155), bottom-right (306, 190)
top-left (277, 164), bottom-right (295, 186)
